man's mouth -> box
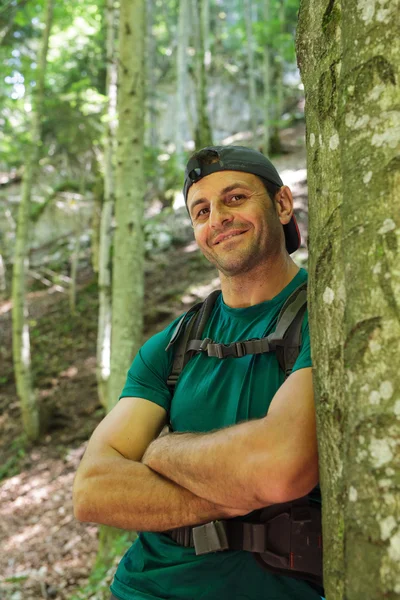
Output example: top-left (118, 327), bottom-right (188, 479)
top-left (213, 230), bottom-right (248, 245)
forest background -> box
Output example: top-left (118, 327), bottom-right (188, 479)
top-left (1, 0), bottom-right (308, 598)
top-left (1, 0), bottom-right (399, 599)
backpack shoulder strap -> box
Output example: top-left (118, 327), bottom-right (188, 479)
top-left (166, 290), bottom-right (221, 391)
top-left (268, 281), bottom-right (308, 378)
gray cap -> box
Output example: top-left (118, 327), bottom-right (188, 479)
top-left (183, 145), bottom-right (301, 254)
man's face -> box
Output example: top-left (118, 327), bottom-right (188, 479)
top-left (187, 170), bottom-right (285, 276)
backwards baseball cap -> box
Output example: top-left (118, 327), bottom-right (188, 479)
top-left (183, 145), bottom-right (301, 254)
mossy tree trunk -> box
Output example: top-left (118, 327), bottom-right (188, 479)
top-left (262, 0), bottom-right (272, 155)
top-left (97, 0), bottom-right (118, 410)
top-left (11, 0), bottom-right (54, 441)
top-left (108, 0), bottom-right (145, 411)
top-left (176, 0), bottom-right (190, 163)
top-left (297, 0), bottom-right (400, 598)
top-left (244, 0), bottom-right (257, 146)
top-left (193, 0), bottom-right (213, 149)
top-left (96, 0), bottom-right (146, 571)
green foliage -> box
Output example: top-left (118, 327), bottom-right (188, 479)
top-left (0, 433), bottom-right (28, 481)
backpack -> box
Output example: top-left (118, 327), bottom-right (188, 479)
top-left (163, 281), bottom-right (324, 594)
top-left (166, 280), bottom-right (308, 388)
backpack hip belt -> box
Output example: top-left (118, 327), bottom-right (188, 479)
top-left (163, 496), bottom-right (322, 588)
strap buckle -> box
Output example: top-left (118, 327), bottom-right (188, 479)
top-left (199, 337), bottom-right (212, 352)
top-left (192, 520), bottom-right (229, 555)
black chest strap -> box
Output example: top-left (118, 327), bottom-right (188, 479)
top-left (166, 281), bottom-right (307, 389)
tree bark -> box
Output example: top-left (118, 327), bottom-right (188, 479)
top-left (262, 0), bottom-right (272, 155)
top-left (11, 0), bottom-right (54, 441)
top-left (193, 0), bottom-right (213, 149)
top-left (176, 0), bottom-right (190, 162)
top-left (147, 0), bottom-right (158, 149)
top-left (97, 0), bottom-right (118, 410)
top-left (244, 0), bottom-right (258, 146)
top-left (108, 0), bottom-right (145, 411)
top-left (297, 0), bottom-right (400, 597)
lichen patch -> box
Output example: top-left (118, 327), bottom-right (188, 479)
top-left (380, 381), bottom-right (394, 400)
top-left (380, 516), bottom-right (397, 541)
top-left (369, 438), bottom-right (393, 468)
top-left (323, 287), bottom-right (335, 304)
top-left (388, 530), bottom-right (400, 562)
top-left (349, 486), bottom-right (358, 501)
top-left (363, 171), bottom-right (373, 184)
top-left (369, 390), bottom-right (381, 404)
top-left (394, 400), bottom-right (400, 417)
top-left (357, 0), bottom-right (376, 24)
top-left (329, 134), bottom-right (339, 150)
top-left (378, 219), bottom-right (396, 234)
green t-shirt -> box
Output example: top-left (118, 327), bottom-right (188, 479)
top-left (111, 268), bottom-right (322, 600)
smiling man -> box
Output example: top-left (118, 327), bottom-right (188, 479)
top-left (73, 145), bottom-right (323, 600)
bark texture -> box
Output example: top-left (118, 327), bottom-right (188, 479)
top-left (176, 0), bottom-right (190, 161)
top-left (108, 0), bottom-right (145, 411)
top-left (193, 0), bottom-right (213, 149)
top-left (11, 0), bottom-right (54, 441)
top-left (244, 0), bottom-right (258, 144)
top-left (262, 0), bottom-right (272, 154)
top-left (97, 0), bottom-right (118, 409)
top-left (297, 0), bottom-right (400, 597)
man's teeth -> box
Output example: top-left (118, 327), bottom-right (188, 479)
top-left (219, 233), bottom-right (241, 243)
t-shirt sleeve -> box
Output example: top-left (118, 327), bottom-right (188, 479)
top-left (291, 309), bottom-right (312, 373)
top-left (118, 316), bottom-right (183, 412)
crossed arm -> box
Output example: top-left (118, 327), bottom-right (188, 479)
top-left (142, 367), bottom-right (319, 509)
top-left (73, 367), bottom-right (318, 531)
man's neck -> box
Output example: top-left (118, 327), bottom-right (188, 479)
top-left (219, 255), bottom-right (300, 308)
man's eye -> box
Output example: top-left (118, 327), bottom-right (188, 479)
top-left (197, 207), bottom-right (209, 217)
top-left (230, 194), bottom-right (245, 202)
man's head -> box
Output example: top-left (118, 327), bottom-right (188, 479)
top-left (183, 146), bottom-right (301, 256)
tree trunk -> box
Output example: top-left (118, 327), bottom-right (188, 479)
top-left (147, 0), bottom-right (158, 149)
top-left (69, 234), bottom-right (80, 315)
top-left (108, 0), bottom-right (145, 411)
top-left (11, 0), bottom-right (54, 441)
top-left (193, 0), bottom-right (213, 149)
top-left (0, 252), bottom-right (7, 299)
top-left (262, 0), bottom-right (272, 155)
top-left (297, 0), bottom-right (400, 598)
top-left (244, 0), bottom-right (257, 146)
top-left (91, 174), bottom-right (103, 275)
top-left (176, 0), bottom-right (190, 162)
top-left (97, 0), bottom-right (118, 410)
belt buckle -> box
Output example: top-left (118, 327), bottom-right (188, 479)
top-left (192, 520), bottom-right (229, 555)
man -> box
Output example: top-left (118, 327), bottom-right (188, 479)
top-left (73, 146), bottom-right (321, 600)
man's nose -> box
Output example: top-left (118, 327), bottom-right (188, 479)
top-left (209, 203), bottom-right (233, 228)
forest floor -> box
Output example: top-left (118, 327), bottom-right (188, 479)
top-left (0, 135), bottom-right (308, 600)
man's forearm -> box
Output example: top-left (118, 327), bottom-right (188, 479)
top-left (73, 448), bottom-right (246, 532)
top-left (142, 369), bottom-right (319, 508)
top-left (142, 419), bottom-right (272, 510)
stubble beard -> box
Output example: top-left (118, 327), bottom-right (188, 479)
top-left (201, 227), bottom-right (282, 277)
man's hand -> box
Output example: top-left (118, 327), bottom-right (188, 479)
top-left (141, 368), bottom-right (319, 509)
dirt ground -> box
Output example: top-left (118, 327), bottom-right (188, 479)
top-left (0, 150), bottom-right (308, 600)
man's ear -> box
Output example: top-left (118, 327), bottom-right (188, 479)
top-left (275, 186), bottom-right (294, 225)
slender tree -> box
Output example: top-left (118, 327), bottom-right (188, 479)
top-left (108, 0), bottom-right (146, 411)
top-left (97, 0), bottom-right (118, 409)
top-left (244, 0), bottom-right (257, 145)
top-left (297, 0), bottom-right (400, 598)
top-left (262, 0), bottom-right (272, 154)
top-left (147, 0), bottom-right (158, 149)
top-left (193, 0), bottom-right (213, 148)
top-left (11, 0), bottom-right (54, 441)
top-left (176, 0), bottom-right (190, 162)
